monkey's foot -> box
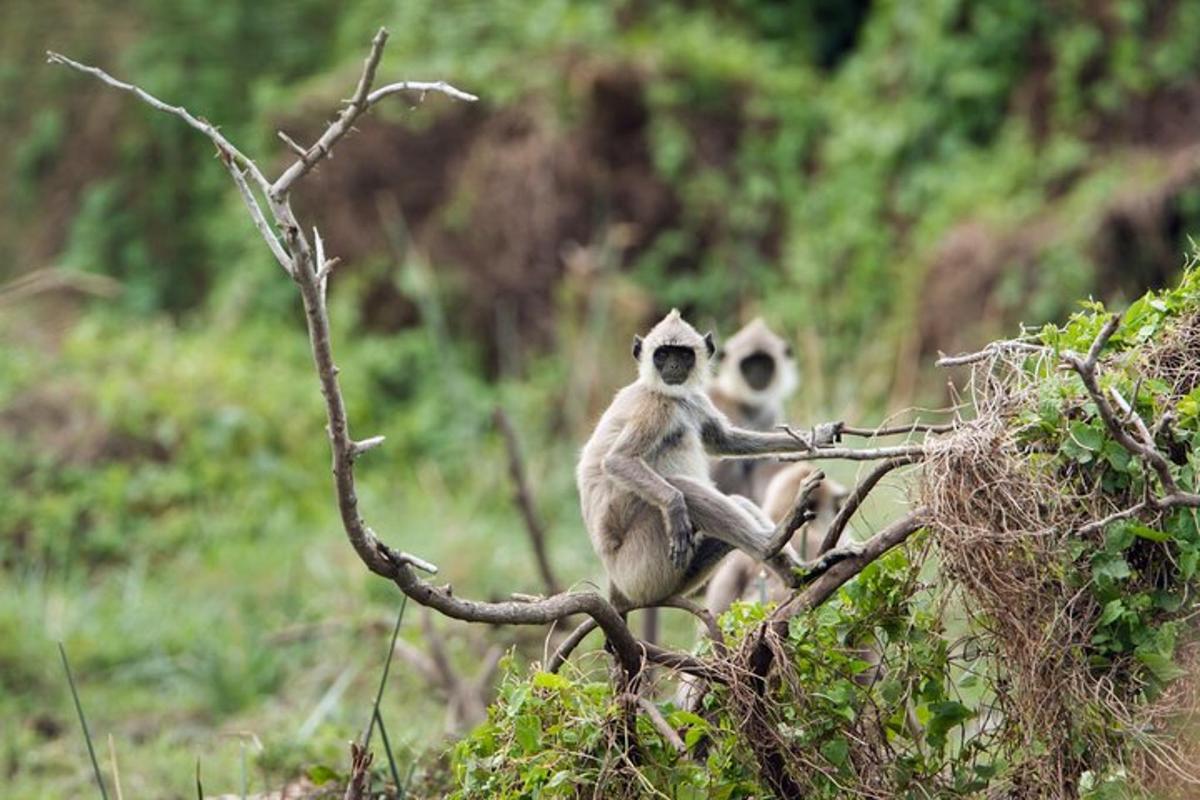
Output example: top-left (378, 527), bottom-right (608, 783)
top-left (791, 541), bottom-right (866, 587)
top-left (765, 469), bottom-right (825, 557)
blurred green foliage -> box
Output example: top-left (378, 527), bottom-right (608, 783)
top-left (5, 0), bottom-right (1200, 796)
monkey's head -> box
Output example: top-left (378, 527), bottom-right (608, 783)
top-left (633, 309), bottom-right (715, 396)
top-left (713, 318), bottom-right (798, 405)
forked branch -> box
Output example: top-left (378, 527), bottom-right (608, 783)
top-left (1061, 314), bottom-right (1200, 526)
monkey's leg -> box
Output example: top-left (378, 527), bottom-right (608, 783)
top-left (666, 476), bottom-right (804, 563)
top-left (679, 535), bottom-right (735, 591)
top-left (727, 494), bottom-right (808, 588)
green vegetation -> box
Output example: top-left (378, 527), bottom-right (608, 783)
top-left (452, 265), bottom-right (1200, 797)
top-left (4, 0), bottom-right (1200, 796)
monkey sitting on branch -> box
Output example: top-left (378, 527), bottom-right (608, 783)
top-left (576, 310), bottom-right (857, 610)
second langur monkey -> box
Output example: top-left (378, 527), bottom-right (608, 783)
top-left (576, 310), bottom-right (853, 610)
top-left (709, 318), bottom-right (801, 503)
top-left (703, 463), bottom-right (850, 618)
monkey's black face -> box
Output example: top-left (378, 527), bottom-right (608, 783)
top-left (653, 345), bottom-right (696, 385)
top-left (739, 351), bottom-right (776, 391)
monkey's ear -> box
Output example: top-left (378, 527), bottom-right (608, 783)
top-left (703, 331), bottom-right (716, 358)
top-left (632, 335), bottom-right (643, 361)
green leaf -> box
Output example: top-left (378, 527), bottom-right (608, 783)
top-left (1129, 524), bottom-right (1170, 542)
top-left (925, 701), bottom-right (975, 750)
top-left (879, 678), bottom-right (904, 705)
top-left (1070, 421), bottom-right (1104, 451)
top-left (514, 714), bottom-right (541, 754)
top-left (1104, 524), bottom-right (1135, 554)
top-left (306, 765), bottom-right (340, 786)
top-left (1097, 599), bottom-right (1124, 626)
top-left (1102, 441), bottom-right (1132, 471)
top-left (1180, 546), bottom-right (1199, 579)
top-left (1093, 555), bottom-right (1132, 583)
top-left (667, 709), bottom-right (708, 729)
top-left (1136, 650), bottom-right (1188, 683)
top-left (820, 736), bottom-right (849, 766)
top-left (531, 671), bottom-right (571, 691)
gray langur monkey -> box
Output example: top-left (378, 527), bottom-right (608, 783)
top-left (576, 310), bottom-right (853, 610)
top-left (703, 463), bottom-right (850, 618)
top-left (709, 318), bottom-right (801, 503)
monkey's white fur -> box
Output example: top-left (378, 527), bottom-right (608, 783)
top-left (712, 317), bottom-right (798, 416)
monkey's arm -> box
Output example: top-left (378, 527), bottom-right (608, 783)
top-left (602, 426), bottom-right (694, 568)
top-left (601, 433), bottom-right (685, 513)
top-left (701, 411), bottom-right (840, 458)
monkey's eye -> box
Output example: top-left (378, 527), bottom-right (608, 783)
top-left (653, 349), bottom-right (669, 367)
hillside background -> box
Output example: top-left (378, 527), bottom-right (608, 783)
top-left (4, 0), bottom-right (1200, 795)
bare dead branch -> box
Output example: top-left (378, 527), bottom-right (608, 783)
top-left (547, 595), bottom-right (726, 674)
top-left (342, 742), bottom-right (373, 800)
top-left (46, 51), bottom-right (291, 277)
top-left (367, 80), bottom-right (480, 105)
top-left (271, 28), bottom-right (477, 198)
top-left (778, 444), bottom-right (928, 462)
top-left (634, 695), bottom-right (686, 755)
top-left (493, 407), bottom-right (561, 595)
top-left (230, 168), bottom-right (292, 274)
top-left (840, 422), bottom-right (955, 437)
top-left (779, 510), bottom-right (927, 621)
top-left (277, 130), bottom-right (308, 158)
top-left (45, 51), bottom-right (271, 192)
top-left (936, 340), bottom-right (1047, 367)
top-left (819, 456), bottom-right (918, 555)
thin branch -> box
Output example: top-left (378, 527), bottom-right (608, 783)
top-left (45, 51), bottom-right (271, 193)
top-left (778, 444), bottom-right (928, 462)
top-left (547, 618), bottom-right (598, 673)
top-left (936, 340), bottom-right (1047, 367)
top-left (230, 168), bottom-right (292, 274)
top-left (277, 130), bottom-right (308, 158)
top-left (634, 696), bottom-right (686, 755)
top-left (819, 456), bottom-right (918, 554)
top-left (271, 28), bottom-right (478, 198)
top-left (546, 595), bottom-right (726, 674)
top-left (367, 80), bottom-right (480, 105)
top-left (840, 422), bottom-right (955, 437)
top-left (778, 510), bottom-right (927, 622)
top-left (493, 407), bottom-right (561, 595)
top-left (1062, 315), bottom-right (1183, 496)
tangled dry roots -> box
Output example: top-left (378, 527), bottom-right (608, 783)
top-left (921, 312), bottom-right (1200, 797)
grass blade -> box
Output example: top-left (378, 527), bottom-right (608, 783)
top-left (361, 596), bottom-right (407, 747)
top-left (58, 642), bottom-right (109, 800)
top-left (107, 734), bottom-right (125, 800)
top-left (373, 708), bottom-right (403, 793)
top-left (195, 757), bottom-right (203, 800)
